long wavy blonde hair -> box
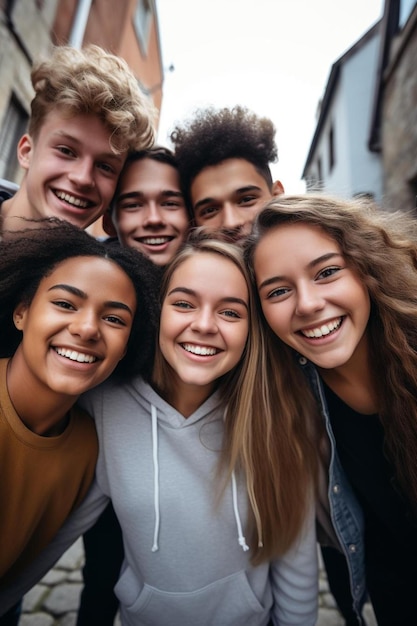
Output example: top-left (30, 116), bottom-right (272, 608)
top-left (153, 229), bottom-right (318, 564)
top-left (245, 193), bottom-right (417, 513)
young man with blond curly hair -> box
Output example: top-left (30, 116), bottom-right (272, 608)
top-left (0, 44), bottom-right (156, 236)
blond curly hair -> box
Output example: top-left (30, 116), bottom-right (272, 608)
top-left (29, 44), bottom-right (156, 154)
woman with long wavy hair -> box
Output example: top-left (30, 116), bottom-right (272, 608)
top-left (246, 193), bottom-right (417, 626)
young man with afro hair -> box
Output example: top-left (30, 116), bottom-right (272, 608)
top-left (170, 105), bottom-right (284, 242)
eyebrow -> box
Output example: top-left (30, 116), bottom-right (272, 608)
top-left (52, 131), bottom-right (123, 163)
top-left (258, 252), bottom-right (342, 290)
top-left (167, 286), bottom-right (248, 309)
top-left (48, 284), bottom-right (133, 315)
top-left (193, 185), bottom-right (262, 212)
top-left (116, 190), bottom-right (184, 204)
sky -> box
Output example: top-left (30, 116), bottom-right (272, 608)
top-left (155, 0), bottom-right (384, 193)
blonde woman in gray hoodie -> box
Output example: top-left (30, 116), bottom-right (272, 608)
top-left (0, 232), bottom-right (318, 626)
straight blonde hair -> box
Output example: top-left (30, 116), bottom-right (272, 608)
top-left (153, 229), bottom-right (318, 564)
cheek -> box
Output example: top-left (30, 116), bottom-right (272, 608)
top-left (158, 313), bottom-right (175, 360)
top-left (230, 325), bottom-right (249, 357)
top-left (100, 181), bottom-right (118, 204)
top-left (172, 212), bottom-right (189, 229)
top-left (357, 289), bottom-right (371, 327)
top-left (262, 304), bottom-right (289, 337)
top-left (118, 215), bottom-right (136, 236)
top-left (349, 279), bottom-right (371, 319)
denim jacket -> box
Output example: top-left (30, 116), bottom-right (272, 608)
top-left (297, 355), bottom-right (367, 616)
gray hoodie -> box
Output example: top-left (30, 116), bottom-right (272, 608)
top-left (0, 377), bottom-right (318, 625)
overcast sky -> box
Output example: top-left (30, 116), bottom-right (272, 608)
top-left (155, 0), bottom-right (384, 193)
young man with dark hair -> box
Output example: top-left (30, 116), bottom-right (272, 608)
top-left (170, 105), bottom-right (284, 242)
top-left (104, 146), bottom-right (190, 266)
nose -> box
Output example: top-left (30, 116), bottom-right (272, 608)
top-left (222, 203), bottom-right (243, 230)
top-left (295, 283), bottom-right (325, 317)
top-left (143, 203), bottom-right (166, 226)
top-left (68, 159), bottom-right (95, 188)
top-left (190, 307), bottom-right (218, 334)
top-left (69, 310), bottom-right (101, 341)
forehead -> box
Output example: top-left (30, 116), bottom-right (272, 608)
top-left (38, 110), bottom-right (109, 141)
top-left (40, 256), bottom-right (129, 286)
top-left (34, 110), bottom-right (125, 165)
top-left (168, 252), bottom-right (248, 293)
top-left (119, 157), bottom-right (180, 193)
top-left (255, 222), bottom-right (341, 265)
top-left (190, 158), bottom-right (270, 202)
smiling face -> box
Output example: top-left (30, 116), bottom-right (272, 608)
top-left (11, 256), bottom-right (136, 400)
top-left (113, 157), bottom-right (189, 265)
top-left (254, 222), bottom-right (371, 372)
top-left (159, 252), bottom-right (249, 406)
top-left (190, 158), bottom-right (279, 242)
top-left (13, 110), bottom-right (125, 229)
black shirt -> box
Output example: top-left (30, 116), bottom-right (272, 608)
top-left (324, 382), bottom-right (417, 624)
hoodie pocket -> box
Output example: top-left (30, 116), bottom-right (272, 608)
top-left (115, 567), bottom-right (270, 626)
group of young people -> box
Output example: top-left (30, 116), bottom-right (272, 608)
top-left (0, 42), bottom-right (416, 626)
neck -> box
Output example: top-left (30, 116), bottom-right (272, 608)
top-left (6, 354), bottom-right (75, 437)
top-left (318, 335), bottom-right (378, 414)
top-left (163, 378), bottom-right (215, 418)
top-left (1, 182), bottom-right (37, 234)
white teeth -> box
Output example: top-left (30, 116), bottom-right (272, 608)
top-left (54, 347), bottom-right (97, 363)
top-left (55, 191), bottom-right (89, 208)
top-left (182, 343), bottom-right (217, 356)
top-left (141, 237), bottom-right (171, 245)
top-left (301, 318), bottom-right (342, 338)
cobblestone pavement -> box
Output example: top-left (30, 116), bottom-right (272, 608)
top-left (17, 540), bottom-right (377, 625)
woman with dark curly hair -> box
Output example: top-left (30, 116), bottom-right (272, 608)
top-left (246, 193), bottom-right (417, 625)
top-left (0, 219), bottom-right (158, 588)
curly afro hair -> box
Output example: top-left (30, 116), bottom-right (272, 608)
top-left (170, 105), bottom-right (278, 207)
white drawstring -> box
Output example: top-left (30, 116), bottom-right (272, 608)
top-left (231, 471), bottom-right (249, 552)
top-left (151, 405), bottom-right (160, 552)
top-left (151, 403), bottom-right (249, 554)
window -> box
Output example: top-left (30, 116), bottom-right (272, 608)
top-left (0, 94), bottom-right (28, 181)
top-left (400, 0), bottom-right (415, 27)
top-left (317, 157), bottom-right (323, 186)
top-left (328, 125), bottom-right (335, 172)
top-left (133, 0), bottom-right (153, 55)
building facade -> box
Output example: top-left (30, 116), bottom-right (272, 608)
top-left (0, 0), bottom-right (60, 180)
top-left (371, 0), bottom-right (417, 211)
top-left (302, 21), bottom-right (384, 205)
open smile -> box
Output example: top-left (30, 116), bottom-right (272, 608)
top-left (53, 347), bottom-right (98, 363)
top-left (54, 190), bottom-right (94, 209)
top-left (299, 316), bottom-right (344, 339)
top-left (136, 236), bottom-right (174, 246)
top-left (180, 343), bottom-right (220, 356)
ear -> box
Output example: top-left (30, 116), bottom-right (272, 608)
top-left (13, 303), bottom-right (28, 331)
top-left (17, 134), bottom-right (34, 171)
top-left (272, 180), bottom-right (285, 196)
top-left (102, 210), bottom-right (118, 237)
